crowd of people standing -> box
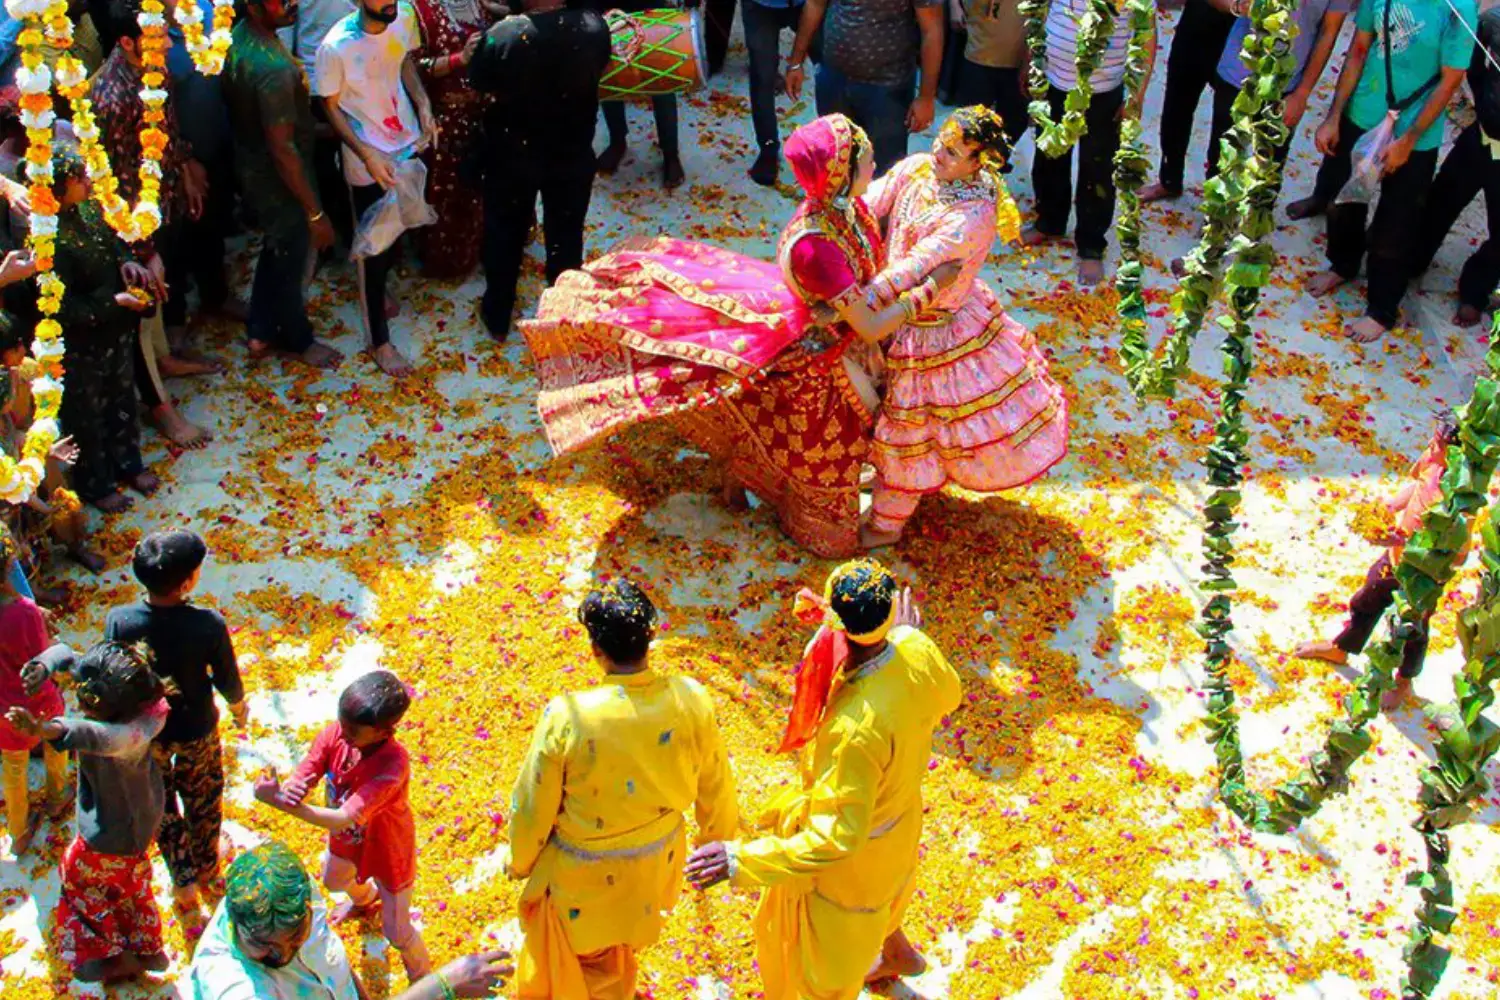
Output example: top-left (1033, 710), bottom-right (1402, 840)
top-left (1, 0), bottom-right (1499, 995)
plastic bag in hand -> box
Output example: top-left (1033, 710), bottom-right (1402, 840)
top-left (350, 156), bottom-right (438, 260)
top-left (1335, 111), bottom-right (1397, 206)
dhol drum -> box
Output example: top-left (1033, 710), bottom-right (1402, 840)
top-left (600, 8), bottom-right (706, 101)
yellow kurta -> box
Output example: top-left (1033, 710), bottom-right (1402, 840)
top-left (729, 626), bottom-right (962, 1000)
top-left (508, 669), bottom-right (739, 999)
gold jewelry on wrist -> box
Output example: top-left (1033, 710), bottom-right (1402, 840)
top-left (308, 210), bottom-right (326, 223)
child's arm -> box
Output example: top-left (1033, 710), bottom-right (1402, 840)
top-left (207, 612), bottom-right (248, 725)
top-left (8, 706), bottom-right (164, 758)
top-left (279, 724), bottom-right (337, 807)
top-left (254, 771), bottom-right (361, 832)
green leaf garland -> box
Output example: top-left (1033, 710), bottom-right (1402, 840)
top-left (1114, 0), bottom-right (1305, 400)
top-left (1018, 0), bottom-right (1120, 159)
top-left (1401, 322), bottom-right (1500, 1000)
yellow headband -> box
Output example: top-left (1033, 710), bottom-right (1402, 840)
top-left (823, 559), bottom-right (897, 645)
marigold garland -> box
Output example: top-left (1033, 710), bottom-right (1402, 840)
top-left (0, 0), bottom-right (66, 504)
top-left (173, 0), bottom-right (235, 76)
top-left (1018, 0), bottom-right (1119, 159)
top-left (49, 0), bottom-right (170, 245)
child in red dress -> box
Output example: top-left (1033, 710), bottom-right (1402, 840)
top-left (1295, 411), bottom-right (1466, 710)
top-left (0, 527), bottom-right (69, 856)
top-left (252, 670), bottom-right (430, 981)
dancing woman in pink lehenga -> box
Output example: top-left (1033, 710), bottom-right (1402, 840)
top-left (520, 115), bottom-right (927, 557)
top-left (860, 107), bottom-right (1070, 548)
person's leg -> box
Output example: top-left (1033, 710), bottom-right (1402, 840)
top-left (480, 172), bottom-right (540, 338)
top-left (42, 743), bottom-right (67, 813)
top-left (995, 68), bottom-right (1028, 169)
top-left (1028, 86), bottom-right (1074, 239)
top-left (102, 324), bottom-right (150, 494)
top-left (814, 62), bottom-right (851, 120)
top-left (653, 94), bottom-right (684, 188)
top-left (150, 742), bottom-right (195, 901)
top-left (1358, 147), bottom-right (1438, 334)
top-left (858, 76), bottom-right (914, 177)
top-left (1332, 553), bottom-right (1398, 657)
top-left (349, 182), bottom-right (408, 373)
top-left (188, 158), bottom-right (235, 315)
top-left (322, 852), bottom-right (380, 922)
top-left (1205, 76), bottom-right (1236, 181)
top-left (866, 486), bottom-right (922, 546)
top-left (1457, 156), bottom-right (1500, 319)
top-left (170, 734), bottom-right (225, 894)
top-left (1152, 2), bottom-right (1232, 196)
top-left (58, 346), bottom-right (118, 505)
top-left (378, 882), bottom-right (432, 981)
top-left (598, 101), bottom-right (628, 173)
top-left (1072, 85), bottom-right (1124, 275)
top-left (703, 0), bottom-right (735, 75)
top-left (1411, 124), bottom-right (1482, 275)
top-left (136, 314), bottom-right (211, 449)
top-left (3, 748), bottom-right (28, 853)
top-left (540, 169), bottom-right (597, 286)
top-left (248, 224), bottom-right (325, 359)
top-left (743, 0), bottom-right (786, 183)
top-left (1316, 117), bottom-right (1368, 290)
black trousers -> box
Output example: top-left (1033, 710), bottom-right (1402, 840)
top-left (481, 165), bottom-right (595, 338)
top-left (160, 157), bottom-right (235, 329)
top-left (703, 0), bottom-right (736, 75)
top-left (1032, 84), bottom-right (1123, 259)
top-left (1156, 0), bottom-right (1235, 193)
top-left (602, 97), bottom-right (680, 158)
top-left (743, 0), bottom-right (802, 149)
top-left (1335, 552), bottom-right (1429, 678)
top-left (1321, 115), bottom-right (1438, 328)
top-left (351, 183), bottom-right (398, 349)
top-left (1412, 123), bottom-right (1500, 312)
top-left (247, 223), bottom-right (316, 354)
top-left (1205, 76), bottom-right (1291, 177)
top-left (956, 61), bottom-right (1028, 170)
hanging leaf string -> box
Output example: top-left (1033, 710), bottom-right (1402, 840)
top-left (1018, 0), bottom-right (1119, 158)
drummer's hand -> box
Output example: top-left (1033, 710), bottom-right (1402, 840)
top-left (784, 64), bottom-right (805, 100)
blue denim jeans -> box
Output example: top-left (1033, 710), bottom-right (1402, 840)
top-left (247, 223), bottom-right (315, 354)
top-left (814, 64), bottom-right (913, 176)
top-left (742, 1), bottom-right (803, 149)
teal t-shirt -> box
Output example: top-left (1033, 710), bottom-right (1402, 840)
top-left (1348, 0), bottom-right (1477, 151)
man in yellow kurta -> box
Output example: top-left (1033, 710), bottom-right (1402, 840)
top-left (686, 559), bottom-right (963, 999)
top-left (505, 580), bottom-right (739, 999)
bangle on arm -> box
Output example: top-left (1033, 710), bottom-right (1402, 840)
top-left (434, 971), bottom-right (457, 1000)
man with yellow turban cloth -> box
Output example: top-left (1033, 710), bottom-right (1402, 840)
top-left (686, 559), bottom-right (963, 997)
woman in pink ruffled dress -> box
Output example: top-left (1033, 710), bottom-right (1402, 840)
top-left (521, 114), bottom-right (935, 557)
top-left (859, 107), bottom-right (1070, 549)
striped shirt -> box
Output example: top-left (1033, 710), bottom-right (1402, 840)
top-left (1045, 0), bottom-right (1133, 91)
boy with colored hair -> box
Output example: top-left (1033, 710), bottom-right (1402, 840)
top-left (106, 527), bottom-right (245, 911)
top-left (253, 670), bottom-right (431, 982)
top-left (507, 579), bottom-right (738, 999)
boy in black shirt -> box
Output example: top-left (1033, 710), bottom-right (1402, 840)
top-left (105, 528), bottom-right (245, 911)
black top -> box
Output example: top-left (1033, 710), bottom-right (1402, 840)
top-left (469, 8), bottom-right (613, 177)
top-left (104, 601), bottom-right (243, 745)
top-left (1472, 9), bottom-right (1500, 142)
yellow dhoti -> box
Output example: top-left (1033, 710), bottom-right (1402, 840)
top-left (516, 894), bottom-right (639, 1000)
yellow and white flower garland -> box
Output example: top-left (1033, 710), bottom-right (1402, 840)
top-left (173, 0), bottom-right (236, 76)
top-left (51, 0), bottom-right (171, 245)
top-left (0, 0), bottom-right (232, 503)
top-left (0, 0), bottom-right (65, 503)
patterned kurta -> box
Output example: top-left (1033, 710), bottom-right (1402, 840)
top-left (89, 45), bottom-right (192, 242)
